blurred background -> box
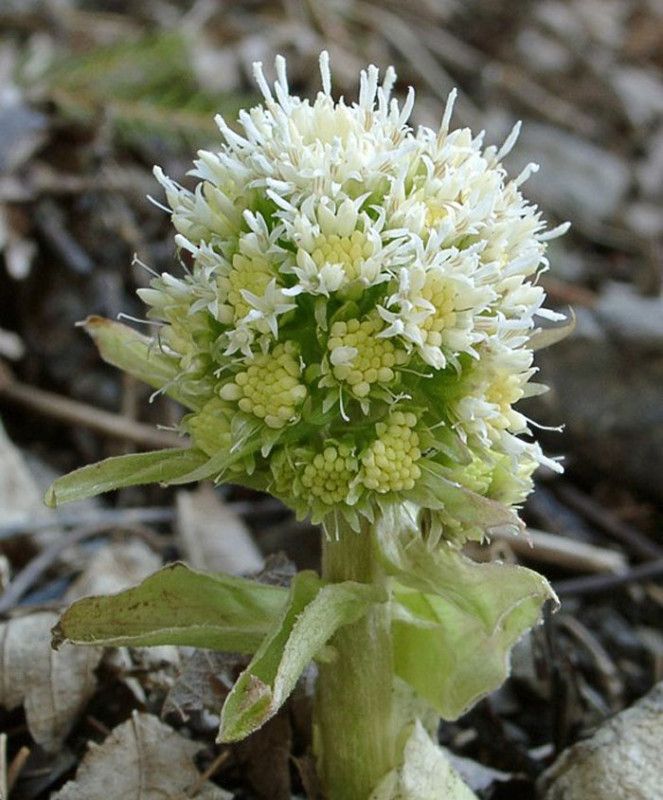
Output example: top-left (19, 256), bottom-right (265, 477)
top-left (0, 1), bottom-right (662, 799)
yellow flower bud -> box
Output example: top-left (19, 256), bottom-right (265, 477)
top-left (328, 316), bottom-right (405, 399)
top-left (220, 342), bottom-right (306, 428)
top-left (485, 373), bottom-right (525, 429)
top-left (219, 252), bottom-right (273, 322)
top-left (420, 272), bottom-right (458, 345)
top-left (360, 411), bottom-right (422, 493)
top-left (300, 443), bottom-right (358, 506)
top-left (311, 230), bottom-right (373, 283)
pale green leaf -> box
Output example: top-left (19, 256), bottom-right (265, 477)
top-left (409, 467), bottom-right (524, 545)
top-left (369, 721), bottom-right (478, 800)
top-left (53, 562), bottom-right (288, 654)
top-left (45, 448), bottom-right (207, 507)
top-left (82, 316), bottom-right (199, 409)
top-left (161, 448), bottom-right (245, 487)
top-left (218, 571), bottom-right (385, 742)
top-left (528, 310), bottom-right (575, 351)
top-left (164, 436), bottom-right (262, 487)
top-left (377, 527), bottom-right (556, 720)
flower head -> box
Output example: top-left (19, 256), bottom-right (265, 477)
top-left (94, 53), bottom-right (568, 539)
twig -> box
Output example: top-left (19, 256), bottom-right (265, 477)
top-left (556, 616), bottom-right (622, 707)
top-left (86, 716), bottom-right (112, 738)
top-left (408, 15), bottom-right (598, 138)
top-left (0, 733), bottom-right (6, 800)
top-left (483, 527), bottom-right (626, 574)
top-left (0, 525), bottom-right (115, 615)
top-left (0, 506), bottom-right (175, 540)
top-left (543, 603), bottom-right (571, 753)
top-left (6, 747), bottom-right (30, 794)
top-left (553, 557), bottom-right (663, 597)
top-left (417, 25), bottom-right (483, 73)
top-left (0, 365), bottom-right (181, 451)
top-left (484, 62), bottom-right (598, 138)
top-left (227, 496), bottom-right (287, 520)
top-left (34, 199), bottom-right (94, 275)
top-left (556, 614), bottom-right (624, 710)
top-left (187, 749), bottom-right (230, 797)
top-left (352, 2), bottom-right (481, 127)
top-left (540, 277), bottom-right (598, 309)
top-left (526, 485), bottom-right (595, 543)
top-left (118, 372), bottom-right (140, 454)
top-left (26, 162), bottom-right (155, 199)
top-left (555, 484), bottom-right (663, 561)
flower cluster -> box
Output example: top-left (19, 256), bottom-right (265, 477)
top-left (138, 53), bottom-right (567, 536)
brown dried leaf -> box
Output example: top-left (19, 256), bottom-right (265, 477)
top-left (163, 650), bottom-right (246, 721)
top-left (235, 711), bottom-right (292, 800)
top-left (293, 752), bottom-right (323, 800)
top-left (65, 540), bottom-right (162, 602)
top-left (0, 420), bottom-right (43, 528)
top-left (52, 711), bottom-right (231, 800)
top-left (176, 485), bottom-right (263, 575)
top-left (254, 552), bottom-right (296, 587)
top-left (0, 611), bottom-right (100, 752)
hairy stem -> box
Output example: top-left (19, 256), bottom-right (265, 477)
top-left (314, 517), bottom-right (400, 799)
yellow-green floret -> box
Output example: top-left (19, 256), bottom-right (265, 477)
top-left (301, 444), bottom-right (358, 506)
top-left (327, 316), bottom-right (405, 398)
top-left (361, 412), bottom-right (422, 493)
top-left (312, 231), bottom-right (373, 282)
top-left (219, 252), bottom-right (273, 322)
top-left (220, 342), bottom-right (306, 429)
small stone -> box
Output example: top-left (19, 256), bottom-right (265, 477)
top-left (516, 28), bottom-right (572, 73)
top-left (596, 282), bottom-right (663, 346)
top-left (611, 66), bottom-right (663, 127)
top-left (538, 682), bottom-right (663, 800)
top-left (623, 201), bottom-right (663, 238)
top-left (531, 306), bottom-right (663, 499)
top-left (0, 89), bottom-right (48, 174)
top-left (636, 125), bottom-right (663, 200)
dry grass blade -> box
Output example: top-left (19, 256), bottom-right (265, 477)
top-left (352, 2), bottom-right (457, 103)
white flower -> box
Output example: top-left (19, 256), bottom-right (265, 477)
top-left (292, 250), bottom-right (346, 295)
top-left (281, 195), bottom-right (394, 295)
top-left (240, 278), bottom-right (299, 338)
top-left (378, 245), bottom-right (495, 369)
top-left (223, 324), bottom-right (255, 358)
top-left (136, 51), bottom-right (568, 531)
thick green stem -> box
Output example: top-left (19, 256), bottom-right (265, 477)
top-left (314, 518), bottom-right (400, 799)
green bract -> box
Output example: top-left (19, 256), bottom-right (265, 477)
top-left (48, 53), bottom-right (568, 544)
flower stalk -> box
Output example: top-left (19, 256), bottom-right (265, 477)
top-left (315, 519), bottom-right (401, 799)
